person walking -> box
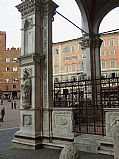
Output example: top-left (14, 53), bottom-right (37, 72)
top-left (1, 108), bottom-right (5, 122)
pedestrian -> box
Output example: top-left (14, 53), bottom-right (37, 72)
top-left (11, 101), bottom-right (13, 109)
top-left (14, 101), bottom-right (17, 109)
top-left (1, 108), bottom-right (5, 122)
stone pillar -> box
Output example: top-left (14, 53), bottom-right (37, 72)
top-left (80, 34), bottom-right (102, 102)
top-left (12, 0), bottom-right (58, 150)
top-left (80, 34), bottom-right (102, 80)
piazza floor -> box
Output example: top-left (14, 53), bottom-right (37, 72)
top-left (0, 100), bottom-right (113, 159)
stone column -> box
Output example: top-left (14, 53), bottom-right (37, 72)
top-left (80, 34), bottom-right (102, 102)
top-left (80, 34), bottom-right (102, 80)
top-left (12, 0), bottom-right (58, 150)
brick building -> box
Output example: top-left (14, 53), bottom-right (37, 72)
top-left (0, 31), bottom-right (21, 99)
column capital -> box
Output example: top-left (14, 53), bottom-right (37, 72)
top-left (80, 34), bottom-right (103, 49)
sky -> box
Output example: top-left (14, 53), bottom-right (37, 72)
top-left (0, 0), bottom-right (119, 48)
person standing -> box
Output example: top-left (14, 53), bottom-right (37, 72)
top-left (1, 108), bottom-right (5, 122)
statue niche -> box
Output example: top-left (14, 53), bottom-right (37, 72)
top-left (21, 68), bottom-right (32, 109)
top-left (24, 18), bottom-right (33, 55)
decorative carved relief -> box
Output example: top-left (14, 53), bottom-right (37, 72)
top-left (21, 68), bottom-right (32, 109)
top-left (23, 115), bottom-right (32, 126)
top-left (106, 112), bottom-right (119, 137)
top-left (43, 15), bottom-right (48, 108)
top-left (54, 112), bottom-right (70, 127)
top-left (80, 35), bottom-right (103, 49)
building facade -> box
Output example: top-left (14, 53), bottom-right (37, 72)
top-left (0, 31), bottom-right (118, 99)
top-left (0, 31), bottom-right (21, 99)
top-left (53, 38), bottom-right (84, 82)
top-left (100, 32), bottom-right (119, 78)
top-left (53, 31), bottom-right (119, 82)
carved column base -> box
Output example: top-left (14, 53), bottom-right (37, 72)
top-left (12, 131), bottom-right (42, 150)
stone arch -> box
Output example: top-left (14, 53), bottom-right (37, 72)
top-left (75, 0), bottom-right (89, 34)
top-left (93, 5), bottom-right (119, 33)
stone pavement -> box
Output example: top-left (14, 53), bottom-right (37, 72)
top-left (0, 100), bottom-right (20, 129)
top-left (0, 128), bottom-right (113, 159)
top-left (0, 100), bottom-right (114, 159)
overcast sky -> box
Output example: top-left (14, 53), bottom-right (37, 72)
top-left (0, 0), bottom-right (119, 48)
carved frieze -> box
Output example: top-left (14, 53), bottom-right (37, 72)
top-left (17, 0), bottom-right (58, 19)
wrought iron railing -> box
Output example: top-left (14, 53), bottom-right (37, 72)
top-left (54, 77), bottom-right (119, 135)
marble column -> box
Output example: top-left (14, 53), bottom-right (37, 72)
top-left (12, 0), bottom-right (58, 150)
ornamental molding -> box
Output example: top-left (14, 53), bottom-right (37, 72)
top-left (16, 0), bottom-right (58, 18)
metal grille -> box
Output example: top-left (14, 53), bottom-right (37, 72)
top-left (54, 77), bottom-right (119, 135)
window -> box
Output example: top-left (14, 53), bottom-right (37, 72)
top-left (54, 58), bottom-right (59, 62)
top-left (110, 50), bottom-right (115, 55)
top-left (13, 85), bottom-right (16, 89)
top-left (101, 60), bottom-right (106, 69)
top-left (6, 67), bottom-right (10, 71)
top-left (64, 64), bottom-right (69, 73)
top-left (13, 79), bottom-right (17, 83)
top-left (72, 56), bottom-right (77, 60)
top-left (79, 62), bottom-right (84, 71)
top-left (5, 79), bottom-right (9, 83)
top-left (71, 46), bottom-right (75, 53)
top-left (100, 51), bottom-right (106, 56)
top-left (13, 67), bottom-right (17, 72)
top-left (54, 65), bottom-right (59, 74)
top-left (64, 57), bottom-right (71, 61)
top-left (110, 59), bottom-right (116, 68)
top-left (53, 49), bottom-right (59, 54)
top-left (6, 85), bottom-right (9, 90)
top-left (54, 78), bottom-right (59, 83)
top-left (5, 58), bottom-right (10, 62)
top-left (64, 47), bottom-right (70, 53)
top-left (72, 63), bottom-right (76, 72)
top-left (109, 39), bottom-right (115, 46)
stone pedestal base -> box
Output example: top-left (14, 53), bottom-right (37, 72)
top-left (12, 131), bottom-right (42, 150)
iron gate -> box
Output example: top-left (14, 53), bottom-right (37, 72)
top-left (54, 77), bottom-right (119, 135)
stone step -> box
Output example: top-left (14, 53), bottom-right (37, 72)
top-left (98, 141), bottom-right (114, 156)
top-left (43, 140), bottom-right (72, 149)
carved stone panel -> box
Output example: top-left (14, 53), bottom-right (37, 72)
top-left (23, 115), bottom-right (32, 126)
top-left (52, 111), bottom-right (73, 138)
top-left (105, 111), bottom-right (119, 137)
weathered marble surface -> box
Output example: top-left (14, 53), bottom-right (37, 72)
top-left (113, 124), bottom-right (119, 159)
top-left (59, 144), bottom-right (81, 159)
